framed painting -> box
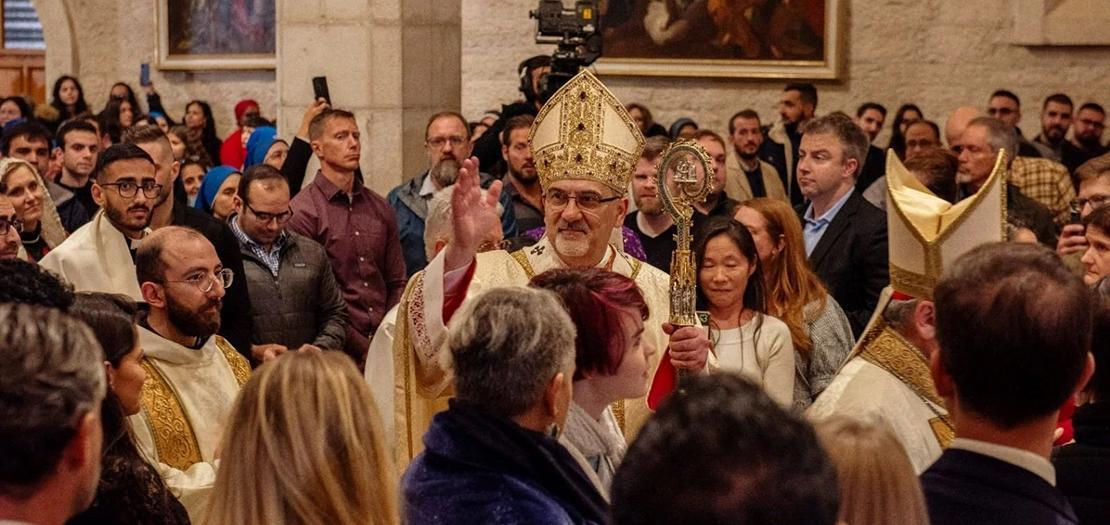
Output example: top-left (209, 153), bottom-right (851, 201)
top-left (595, 0), bottom-right (844, 79)
top-left (156, 0), bottom-right (276, 70)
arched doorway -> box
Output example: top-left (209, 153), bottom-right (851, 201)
top-left (0, 0), bottom-right (45, 102)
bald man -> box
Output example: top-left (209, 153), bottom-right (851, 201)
top-left (945, 106), bottom-right (981, 147)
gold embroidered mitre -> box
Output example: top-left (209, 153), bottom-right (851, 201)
top-left (886, 149), bottom-right (1007, 300)
top-left (529, 69), bottom-right (645, 193)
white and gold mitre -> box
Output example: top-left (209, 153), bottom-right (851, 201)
top-left (886, 149), bottom-right (1007, 300)
top-left (528, 70), bottom-right (645, 194)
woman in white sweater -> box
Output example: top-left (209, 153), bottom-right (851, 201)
top-left (695, 216), bottom-right (795, 406)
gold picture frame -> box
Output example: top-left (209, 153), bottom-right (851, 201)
top-left (594, 0), bottom-right (844, 79)
top-left (155, 0), bottom-right (276, 71)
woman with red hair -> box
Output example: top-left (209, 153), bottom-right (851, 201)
top-left (530, 267), bottom-right (657, 496)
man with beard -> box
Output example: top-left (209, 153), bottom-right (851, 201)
top-left (763, 83), bottom-right (817, 206)
top-left (501, 114), bottom-right (544, 233)
top-left (388, 111), bottom-right (516, 277)
top-left (725, 109), bottom-right (788, 203)
top-left (124, 125), bottom-right (254, 359)
top-left (1033, 94), bottom-right (1085, 171)
top-left (129, 226), bottom-right (250, 523)
top-left (41, 143), bottom-right (159, 300)
top-left (1069, 102), bottom-right (1108, 171)
top-left (624, 136), bottom-right (676, 272)
top-left (394, 71), bottom-right (711, 467)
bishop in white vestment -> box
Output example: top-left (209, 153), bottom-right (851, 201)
top-left (390, 70), bottom-right (711, 472)
top-left (807, 150), bottom-right (1009, 473)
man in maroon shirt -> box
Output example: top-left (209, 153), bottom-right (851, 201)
top-left (287, 108), bottom-right (406, 365)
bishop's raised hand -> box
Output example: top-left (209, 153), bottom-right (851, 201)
top-left (444, 156), bottom-right (502, 272)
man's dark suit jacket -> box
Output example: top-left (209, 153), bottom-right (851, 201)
top-left (922, 448), bottom-right (1078, 525)
top-left (799, 190), bottom-right (888, 337)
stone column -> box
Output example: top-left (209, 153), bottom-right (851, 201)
top-left (277, 0), bottom-right (461, 196)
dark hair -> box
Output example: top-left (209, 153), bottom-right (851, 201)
top-left (889, 103), bottom-right (924, 158)
top-left (57, 119), bottom-right (99, 150)
top-left (50, 75), bottom-right (89, 118)
top-left (1090, 278), bottom-right (1110, 399)
top-left (98, 98), bottom-right (133, 144)
top-left (627, 103), bottom-right (655, 129)
top-left (692, 129), bottom-right (727, 152)
top-left (728, 109), bottom-right (761, 135)
top-left (990, 89), bottom-right (1021, 106)
top-left (1, 120), bottom-right (52, 156)
top-left (784, 82), bottom-right (818, 108)
top-left (642, 135), bottom-right (670, 162)
top-left (0, 96), bottom-right (31, 121)
top-left (694, 216), bottom-right (767, 329)
top-left (529, 268), bottom-right (649, 381)
top-left (905, 119), bottom-right (941, 142)
top-left (135, 226), bottom-right (207, 286)
top-left (500, 114), bottom-right (535, 147)
top-left (0, 259), bottom-right (75, 311)
top-left (1043, 93), bottom-right (1074, 110)
top-left (308, 108), bottom-right (356, 140)
top-left (95, 142), bottom-right (155, 181)
top-left (1078, 102), bottom-right (1106, 115)
top-left (935, 242), bottom-right (1092, 428)
top-left (425, 111), bottom-right (469, 141)
top-left (238, 164), bottom-right (288, 206)
top-left (903, 147), bottom-right (959, 203)
top-left (185, 100), bottom-right (219, 146)
top-left (108, 82), bottom-right (141, 114)
top-left (67, 292), bottom-right (189, 524)
top-left (611, 374), bottom-right (839, 525)
top-left (1086, 205), bottom-right (1110, 236)
top-left (69, 293), bottom-right (138, 366)
top-left (856, 102), bottom-right (887, 118)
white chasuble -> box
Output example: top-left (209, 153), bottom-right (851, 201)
top-left (391, 236), bottom-right (674, 472)
top-left (39, 210), bottom-right (146, 300)
top-left (129, 327), bottom-right (251, 523)
top-left (806, 323), bottom-right (953, 474)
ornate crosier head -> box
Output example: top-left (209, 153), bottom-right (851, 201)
top-left (529, 70), bottom-right (645, 194)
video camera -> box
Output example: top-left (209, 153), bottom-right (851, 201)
top-left (529, 0), bottom-right (602, 103)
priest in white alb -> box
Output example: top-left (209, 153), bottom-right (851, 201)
top-left (390, 70), bottom-right (712, 469)
top-left (39, 143), bottom-right (160, 300)
top-left (807, 150), bottom-right (1008, 473)
top-left (129, 226), bottom-right (251, 522)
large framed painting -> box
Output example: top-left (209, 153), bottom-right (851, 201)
top-left (595, 0), bottom-right (844, 79)
top-left (156, 0), bottom-right (276, 70)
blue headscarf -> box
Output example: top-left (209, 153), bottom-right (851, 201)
top-left (244, 126), bottom-right (284, 169)
top-left (195, 165), bottom-right (240, 214)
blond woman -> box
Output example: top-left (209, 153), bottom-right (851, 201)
top-left (816, 416), bottom-right (931, 525)
top-left (204, 351), bottom-right (397, 525)
top-left (0, 158), bottom-right (68, 260)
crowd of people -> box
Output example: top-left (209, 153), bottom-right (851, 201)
top-left (1, 52), bottom-right (1109, 525)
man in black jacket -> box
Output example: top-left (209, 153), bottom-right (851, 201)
top-left (796, 112), bottom-right (889, 337)
top-left (470, 55), bottom-right (551, 176)
top-left (923, 243), bottom-right (1093, 525)
top-left (124, 126), bottom-right (254, 356)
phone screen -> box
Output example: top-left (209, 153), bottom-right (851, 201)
top-left (312, 76), bottom-right (331, 104)
top-left (140, 63), bottom-right (151, 87)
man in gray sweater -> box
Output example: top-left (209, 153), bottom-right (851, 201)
top-left (230, 164), bottom-right (348, 363)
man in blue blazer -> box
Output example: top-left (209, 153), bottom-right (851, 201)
top-left (795, 112), bottom-right (889, 337)
top-left (922, 243), bottom-right (1095, 525)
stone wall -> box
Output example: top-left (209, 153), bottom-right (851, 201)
top-left (461, 0), bottom-right (1110, 146)
top-left (34, 0), bottom-right (275, 139)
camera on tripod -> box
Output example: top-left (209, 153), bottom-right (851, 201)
top-left (529, 0), bottom-right (602, 102)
